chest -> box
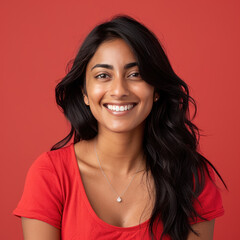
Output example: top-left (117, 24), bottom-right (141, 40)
top-left (77, 159), bottom-right (155, 228)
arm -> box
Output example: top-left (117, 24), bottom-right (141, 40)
top-left (187, 219), bottom-right (215, 240)
top-left (21, 217), bottom-right (60, 240)
top-left (13, 153), bottom-right (63, 239)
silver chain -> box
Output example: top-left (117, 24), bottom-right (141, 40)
top-left (94, 140), bottom-right (142, 203)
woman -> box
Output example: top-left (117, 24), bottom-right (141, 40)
top-left (13, 15), bottom-right (225, 240)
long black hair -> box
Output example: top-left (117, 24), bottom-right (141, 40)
top-left (51, 14), bottom-right (226, 240)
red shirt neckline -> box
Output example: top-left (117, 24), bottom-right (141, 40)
top-left (71, 142), bottom-right (151, 232)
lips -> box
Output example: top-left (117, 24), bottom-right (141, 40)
top-left (103, 103), bottom-right (137, 107)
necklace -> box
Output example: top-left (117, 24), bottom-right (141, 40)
top-left (94, 140), bottom-right (142, 203)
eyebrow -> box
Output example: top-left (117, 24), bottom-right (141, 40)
top-left (90, 62), bottom-right (138, 71)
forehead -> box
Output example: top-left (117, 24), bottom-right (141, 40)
top-left (86, 38), bottom-right (137, 70)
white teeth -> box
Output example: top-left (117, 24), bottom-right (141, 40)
top-left (106, 104), bottom-right (134, 112)
top-left (127, 105), bottom-right (133, 110)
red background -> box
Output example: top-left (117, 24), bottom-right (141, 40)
top-left (1, 0), bottom-right (239, 239)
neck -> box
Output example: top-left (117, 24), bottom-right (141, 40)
top-left (94, 124), bottom-right (146, 175)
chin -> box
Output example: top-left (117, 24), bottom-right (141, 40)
top-left (108, 127), bottom-right (133, 133)
top-left (105, 122), bottom-right (145, 134)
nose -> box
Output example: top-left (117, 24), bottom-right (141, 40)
top-left (109, 76), bottom-right (130, 98)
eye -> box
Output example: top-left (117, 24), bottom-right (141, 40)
top-left (128, 72), bottom-right (141, 79)
top-left (95, 73), bottom-right (110, 79)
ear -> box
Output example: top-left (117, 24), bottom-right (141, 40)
top-left (154, 92), bottom-right (160, 102)
top-left (81, 88), bottom-right (89, 106)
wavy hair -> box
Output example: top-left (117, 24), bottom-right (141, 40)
top-left (51, 15), bottom-right (226, 240)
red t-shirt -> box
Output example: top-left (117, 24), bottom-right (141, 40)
top-left (13, 143), bottom-right (224, 239)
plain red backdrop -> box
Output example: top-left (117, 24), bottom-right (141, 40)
top-left (1, 0), bottom-right (239, 239)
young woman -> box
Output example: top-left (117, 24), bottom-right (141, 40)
top-left (13, 15), bottom-right (225, 240)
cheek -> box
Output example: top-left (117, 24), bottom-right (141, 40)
top-left (139, 85), bottom-right (155, 116)
top-left (87, 81), bottom-right (106, 103)
top-left (133, 84), bottom-right (154, 104)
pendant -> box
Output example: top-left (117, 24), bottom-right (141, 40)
top-left (117, 196), bottom-right (122, 203)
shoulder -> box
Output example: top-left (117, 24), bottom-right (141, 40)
top-left (197, 164), bottom-right (221, 202)
top-left (47, 143), bottom-right (74, 162)
top-left (191, 164), bottom-right (224, 224)
top-left (28, 143), bottom-right (74, 177)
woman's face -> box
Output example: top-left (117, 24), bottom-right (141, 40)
top-left (84, 38), bottom-right (157, 133)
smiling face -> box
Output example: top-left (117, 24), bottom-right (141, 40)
top-left (84, 38), bottom-right (158, 133)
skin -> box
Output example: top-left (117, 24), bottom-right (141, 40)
top-left (21, 38), bottom-right (215, 239)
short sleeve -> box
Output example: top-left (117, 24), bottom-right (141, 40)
top-left (12, 152), bottom-right (63, 229)
top-left (190, 165), bottom-right (224, 224)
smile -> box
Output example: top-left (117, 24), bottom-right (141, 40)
top-left (107, 104), bottom-right (134, 111)
top-left (103, 103), bottom-right (137, 115)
